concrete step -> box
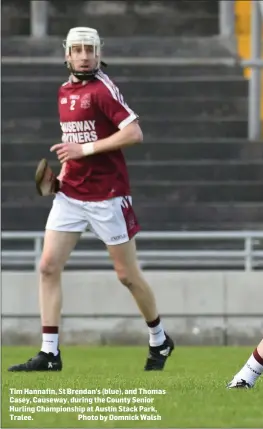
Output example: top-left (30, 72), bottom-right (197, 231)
top-left (2, 141), bottom-right (263, 163)
top-left (1, 63), bottom-right (244, 79)
top-left (3, 1), bottom-right (219, 37)
top-left (135, 202), bottom-right (263, 226)
top-left (49, 16), bottom-right (219, 38)
top-left (2, 117), bottom-right (248, 140)
top-left (2, 180), bottom-right (263, 204)
top-left (2, 97), bottom-right (248, 120)
top-left (61, 0), bottom-right (219, 17)
top-left (1, 78), bottom-right (248, 99)
top-left (133, 182), bottom-right (263, 203)
top-left (2, 36), bottom-right (233, 58)
top-left (3, 161), bottom-right (263, 183)
top-left (133, 181), bottom-right (263, 203)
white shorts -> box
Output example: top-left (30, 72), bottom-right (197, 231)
top-left (45, 192), bottom-right (140, 245)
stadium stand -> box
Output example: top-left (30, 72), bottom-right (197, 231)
top-left (2, 0), bottom-right (263, 240)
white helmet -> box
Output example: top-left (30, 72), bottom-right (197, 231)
top-left (63, 27), bottom-right (105, 80)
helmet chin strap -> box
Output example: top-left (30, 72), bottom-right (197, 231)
top-left (64, 60), bottom-right (107, 81)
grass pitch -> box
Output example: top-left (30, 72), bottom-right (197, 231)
top-left (2, 346), bottom-right (263, 428)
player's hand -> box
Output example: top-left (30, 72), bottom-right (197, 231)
top-left (50, 142), bottom-right (83, 163)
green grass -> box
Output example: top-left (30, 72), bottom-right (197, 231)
top-left (2, 346), bottom-right (263, 428)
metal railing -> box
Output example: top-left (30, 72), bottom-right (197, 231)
top-left (2, 231), bottom-right (263, 271)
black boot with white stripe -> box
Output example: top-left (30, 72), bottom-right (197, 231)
top-left (227, 378), bottom-right (252, 389)
top-left (8, 350), bottom-right (62, 372)
top-left (144, 334), bottom-right (174, 371)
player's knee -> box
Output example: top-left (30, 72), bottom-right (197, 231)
top-left (115, 267), bottom-right (139, 288)
top-left (116, 270), bottom-right (133, 288)
top-left (39, 256), bottom-right (61, 278)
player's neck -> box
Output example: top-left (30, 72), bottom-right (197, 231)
top-left (71, 75), bottom-right (81, 83)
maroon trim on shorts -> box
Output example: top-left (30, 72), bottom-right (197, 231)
top-left (121, 196), bottom-right (141, 240)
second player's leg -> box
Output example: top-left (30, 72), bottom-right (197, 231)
top-left (228, 338), bottom-right (263, 388)
top-left (258, 339), bottom-right (263, 359)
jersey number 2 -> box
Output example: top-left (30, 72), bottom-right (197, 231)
top-left (70, 100), bottom-right (76, 110)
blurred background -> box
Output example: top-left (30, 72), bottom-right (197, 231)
top-left (2, 0), bottom-right (263, 346)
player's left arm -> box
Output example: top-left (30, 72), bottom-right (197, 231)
top-left (90, 82), bottom-right (143, 154)
top-left (84, 119), bottom-right (143, 156)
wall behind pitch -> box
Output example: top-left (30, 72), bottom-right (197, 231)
top-left (2, 271), bottom-right (263, 345)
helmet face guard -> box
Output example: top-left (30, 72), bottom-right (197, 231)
top-left (63, 27), bottom-right (104, 81)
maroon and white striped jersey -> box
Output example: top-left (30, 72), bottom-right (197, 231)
top-left (57, 70), bottom-right (138, 201)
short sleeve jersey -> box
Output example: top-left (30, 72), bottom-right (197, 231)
top-left (58, 69), bottom-right (138, 201)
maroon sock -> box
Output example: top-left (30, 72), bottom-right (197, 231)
top-left (146, 316), bottom-right (161, 328)
top-left (42, 326), bottom-right (59, 334)
top-left (253, 348), bottom-right (263, 366)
